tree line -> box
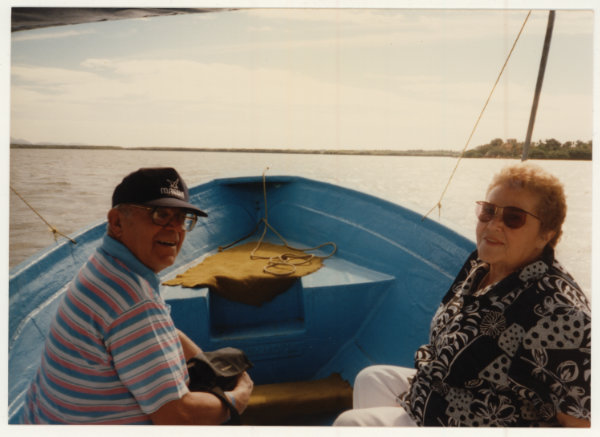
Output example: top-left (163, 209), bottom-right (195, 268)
top-left (463, 138), bottom-right (592, 160)
top-left (10, 138), bottom-right (592, 159)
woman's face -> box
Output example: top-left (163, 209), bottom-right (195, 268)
top-left (476, 184), bottom-right (554, 279)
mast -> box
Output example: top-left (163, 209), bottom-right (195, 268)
top-left (521, 10), bottom-right (555, 161)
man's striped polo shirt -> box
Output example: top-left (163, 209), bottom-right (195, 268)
top-left (20, 235), bottom-right (189, 424)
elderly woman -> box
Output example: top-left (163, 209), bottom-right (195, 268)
top-left (334, 163), bottom-right (590, 427)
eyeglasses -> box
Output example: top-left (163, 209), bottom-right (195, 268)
top-left (126, 204), bottom-right (198, 231)
top-left (475, 201), bottom-right (541, 229)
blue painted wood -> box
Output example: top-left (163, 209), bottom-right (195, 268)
top-left (8, 175), bottom-right (475, 422)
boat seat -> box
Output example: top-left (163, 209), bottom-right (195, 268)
top-left (241, 373), bottom-right (352, 425)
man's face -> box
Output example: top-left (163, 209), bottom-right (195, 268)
top-left (114, 206), bottom-right (186, 273)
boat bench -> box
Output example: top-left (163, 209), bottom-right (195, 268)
top-left (241, 373), bottom-right (352, 425)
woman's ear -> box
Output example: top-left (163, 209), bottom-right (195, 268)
top-left (537, 229), bottom-right (556, 250)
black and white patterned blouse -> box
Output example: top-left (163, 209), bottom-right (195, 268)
top-left (399, 247), bottom-right (591, 426)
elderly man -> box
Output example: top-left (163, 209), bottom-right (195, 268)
top-left (20, 167), bottom-right (253, 424)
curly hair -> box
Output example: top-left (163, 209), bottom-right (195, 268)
top-left (486, 163), bottom-right (566, 248)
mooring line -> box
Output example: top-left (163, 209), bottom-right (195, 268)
top-left (250, 168), bottom-right (336, 275)
top-left (219, 168), bottom-right (336, 276)
top-left (10, 186), bottom-right (77, 244)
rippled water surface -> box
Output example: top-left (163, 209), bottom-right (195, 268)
top-left (9, 149), bottom-right (592, 295)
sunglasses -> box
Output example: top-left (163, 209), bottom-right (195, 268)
top-left (475, 201), bottom-right (541, 229)
top-left (127, 204), bottom-right (198, 232)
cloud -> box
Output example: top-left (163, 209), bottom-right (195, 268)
top-left (241, 8), bottom-right (553, 39)
top-left (11, 28), bottom-right (96, 42)
top-left (12, 56), bottom-right (565, 149)
top-left (193, 8), bottom-right (573, 61)
top-left (80, 58), bottom-right (114, 69)
top-left (248, 26), bottom-right (273, 32)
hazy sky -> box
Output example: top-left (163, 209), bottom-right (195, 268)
top-left (6, 1), bottom-right (597, 151)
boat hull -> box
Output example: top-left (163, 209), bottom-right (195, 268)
top-left (8, 175), bottom-right (475, 423)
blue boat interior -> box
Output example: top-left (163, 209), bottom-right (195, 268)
top-left (8, 175), bottom-right (475, 424)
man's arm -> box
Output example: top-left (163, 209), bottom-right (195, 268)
top-left (161, 330), bottom-right (254, 424)
top-left (150, 372), bottom-right (254, 425)
top-left (177, 329), bottom-right (201, 360)
top-left (150, 391), bottom-right (229, 425)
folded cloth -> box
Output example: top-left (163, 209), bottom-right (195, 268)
top-left (163, 242), bottom-right (323, 306)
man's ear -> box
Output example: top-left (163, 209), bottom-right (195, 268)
top-left (107, 208), bottom-right (123, 239)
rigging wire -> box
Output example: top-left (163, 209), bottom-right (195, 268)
top-left (422, 10), bottom-right (532, 221)
top-left (10, 186), bottom-right (77, 244)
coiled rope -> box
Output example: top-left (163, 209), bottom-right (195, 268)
top-left (10, 186), bottom-right (77, 244)
top-left (219, 168), bottom-right (336, 276)
top-left (422, 10), bottom-right (532, 221)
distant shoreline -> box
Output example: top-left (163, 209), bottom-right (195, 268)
top-left (9, 142), bottom-right (592, 160)
top-left (10, 143), bottom-right (461, 157)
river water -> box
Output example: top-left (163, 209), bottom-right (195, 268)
top-left (8, 148), bottom-right (593, 296)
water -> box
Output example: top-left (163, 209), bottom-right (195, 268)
top-left (9, 149), bottom-right (592, 295)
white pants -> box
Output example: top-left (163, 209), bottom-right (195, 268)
top-left (333, 365), bottom-right (418, 426)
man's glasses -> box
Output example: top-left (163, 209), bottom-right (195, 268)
top-left (127, 204), bottom-right (198, 231)
top-left (475, 201), bottom-right (541, 230)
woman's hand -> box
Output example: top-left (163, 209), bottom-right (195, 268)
top-left (556, 412), bottom-right (590, 427)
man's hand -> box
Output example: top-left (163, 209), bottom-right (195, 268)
top-left (226, 372), bottom-right (254, 414)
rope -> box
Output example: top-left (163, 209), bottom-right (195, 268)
top-left (220, 168), bottom-right (336, 276)
top-left (422, 10), bottom-right (532, 221)
top-left (10, 186), bottom-right (77, 244)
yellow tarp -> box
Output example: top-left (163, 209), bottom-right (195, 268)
top-left (163, 242), bottom-right (323, 306)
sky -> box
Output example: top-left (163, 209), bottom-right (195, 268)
top-left (4, 1), bottom-right (598, 152)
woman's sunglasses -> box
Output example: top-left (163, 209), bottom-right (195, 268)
top-left (475, 201), bottom-right (541, 229)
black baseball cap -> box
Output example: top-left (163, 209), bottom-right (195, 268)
top-left (112, 167), bottom-right (207, 217)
